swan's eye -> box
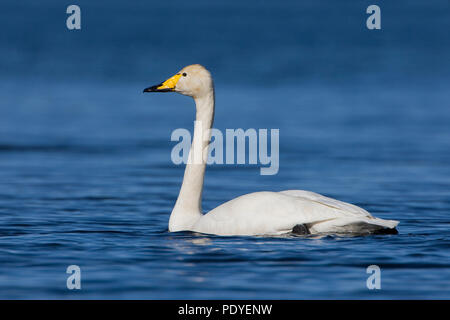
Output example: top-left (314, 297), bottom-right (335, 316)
top-left (182, 73), bottom-right (187, 77)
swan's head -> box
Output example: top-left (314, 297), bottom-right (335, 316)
top-left (143, 64), bottom-right (213, 98)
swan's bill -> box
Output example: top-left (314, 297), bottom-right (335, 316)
top-left (143, 73), bottom-right (182, 93)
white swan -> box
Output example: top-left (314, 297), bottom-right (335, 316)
top-left (143, 64), bottom-right (399, 236)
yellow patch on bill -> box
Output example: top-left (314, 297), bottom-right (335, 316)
top-left (158, 74), bottom-right (182, 90)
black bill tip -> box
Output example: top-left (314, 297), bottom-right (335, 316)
top-left (143, 84), bottom-right (172, 93)
top-left (143, 84), bottom-right (160, 93)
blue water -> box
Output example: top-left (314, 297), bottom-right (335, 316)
top-left (0, 0), bottom-right (449, 299)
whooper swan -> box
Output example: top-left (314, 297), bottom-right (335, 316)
top-left (143, 64), bottom-right (399, 236)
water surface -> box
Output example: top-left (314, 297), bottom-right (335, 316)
top-left (0, 0), bottom-right (449, 299)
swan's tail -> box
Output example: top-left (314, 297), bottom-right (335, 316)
top-left (308, 217), bottom-right (399, 235)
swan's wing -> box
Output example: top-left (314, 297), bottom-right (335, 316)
top-left (279, 190), bottom-right (372, 218)
top-left (278, 190), bottom-right (398, 233)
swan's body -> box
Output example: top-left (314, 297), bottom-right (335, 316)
top-left (191, 190), bottom-right (398, 236)
top-left (144, 64), bottom-right (399, 236)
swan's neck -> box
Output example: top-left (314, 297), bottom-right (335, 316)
top-left (169, 91), bottom-right (215, 232)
